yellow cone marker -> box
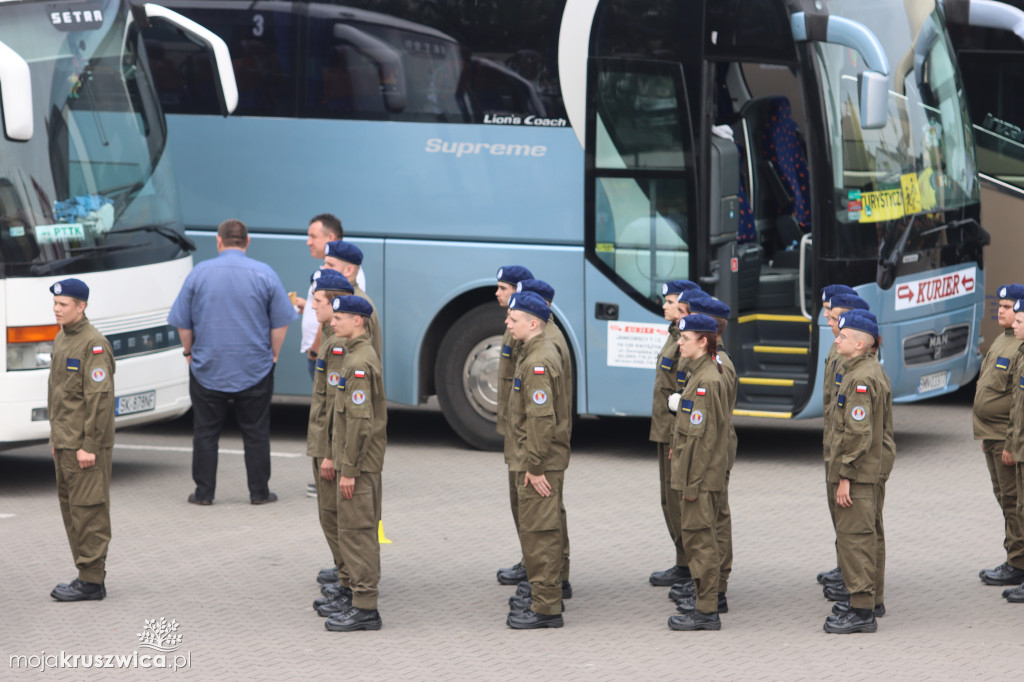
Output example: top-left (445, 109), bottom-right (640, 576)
top-left (378, 520), bottom-right (392, 544)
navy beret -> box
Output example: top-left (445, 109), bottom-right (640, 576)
top-left (838, 309), bottom-right (879, 339)
top-left (678, 313), bottom-right (718, 333)
top-left (314, 269), bottom-right (353, 293)
top-left (1015, 299), bottom-right (1024, 313)
top-left (689, 295), bottom-right (731, 319)
top-left (662, 279), bottom-right (701, 297)
top-left (821, 284), bottom-right (855, 303)
top-left (325, 240), bottom-right (363, 265)
top-left (679, 289), bottom-right (710, 305)
top-left (997, 284), bottom-right (1024, 301)
top-left (50, 278), bottom-right (89, 301)
top-left (830, 293), bottom-right (870, 311)
top-left (496, 265), bottom-right (533, 285)
top-left (508, 291), bottom-right (550, 321)
top-left (516, 278), bottom-right (555, 302)
top-left (332, 295), bottom-right (373, 317)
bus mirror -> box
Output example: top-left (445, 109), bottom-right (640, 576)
top-left (941, 0), bottom-right (1024, 42)
top-left (333, 24), bottom-right (407, 113)
top-left (858, 71), bottom-right (888, 130)
top-left (139, 4), bottom-right (239, 116)
top-left (0, 39), bottom-right (32, 141)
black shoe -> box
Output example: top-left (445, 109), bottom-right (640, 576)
top-left (979, 562), bottom-right (1024, 586)
top-left (251, 492), bottom-right (278, 505)
top-left (318, 567), bottom-right (339, 585)
top-left (514, 580), bottom-right (573, 599)
top-left (823, 609), bottom-right (877, 633)
top-left (316, 592), bottom-right (354, 616)
top-left (668, 580), bottom-right (696, 601)
top-left (509, 594), bottom-right (565, 612)
top-left (321, 582), bottom-right (342, 599)
top-left (497, 562), bottom-right (527, 585)
top-left (187, 493), bottom-right (212, 506)
top-left (668, 610), bottom-right (720, 631)
top-left (817, 566), bottom-right (842, 584)
top-left (675, 592), bottom-right (728, 614)
top-left (314, 586), bottom-right (351, 610)
top-left (650, 564), bottom-right (691, 587)
top-left (822, 581), bottom-right (850, 601)
top-left (1004, 584), bottom-right (1024, 602)
top-left (325, 607), bottom-right (382, 631)
top-left (832, 601), bottom-right (885, 618)
top-left (50, 578), bottom-right (105, 602)
top-left (506, 609), bottom-right (563, 629)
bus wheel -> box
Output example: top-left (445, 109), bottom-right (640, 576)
top-left (435, 303), bottom-right (506, 451)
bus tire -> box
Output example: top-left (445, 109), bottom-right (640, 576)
top-left (435, 303), bottom-right (506, 451)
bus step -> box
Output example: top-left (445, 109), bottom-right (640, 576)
top-left (743, 342), bottom-right (811, 374)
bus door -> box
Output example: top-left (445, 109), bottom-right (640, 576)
top-left (583, 58), bottom-right (697, 416)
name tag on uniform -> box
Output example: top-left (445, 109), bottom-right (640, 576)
top-left (679, 399), bottom-right (693, 415)
top-left (659, 356), bottom-right (674, 371)
top-left (337, 377), bottom-right (347, 390)
top-left (834, 372), bottom-right (842, 387)
top-left (837, 394), bottom-right (846, 408)
top-left (67, 358), bottom-right (81, 371)
top-left (513, 377), bottom-right (521, 392)
top-left (315, 358), bottom-right (325, 372)
top-left (501, 344), bottom-right (512, 358)
top-left (676, 370), bottom-right (687, 387)
top-left (996, 356), bottom-right (1010, 371)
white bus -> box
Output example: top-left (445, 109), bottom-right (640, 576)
top-left (0, 0), bottom-right (237, 445)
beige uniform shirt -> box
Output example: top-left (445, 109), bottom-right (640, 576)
top-left (48, 316), bottom-right (115, 453)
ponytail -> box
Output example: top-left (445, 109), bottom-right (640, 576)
top-left (698, 332), bottom-right (723, 374)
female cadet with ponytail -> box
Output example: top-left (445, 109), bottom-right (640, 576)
top-left (666, 313), bottom-right (730, 631)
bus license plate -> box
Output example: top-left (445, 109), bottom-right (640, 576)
top-left (115, 391), bottom-right (156, 416)
top-left (917, 371), bottom-right (948, 394)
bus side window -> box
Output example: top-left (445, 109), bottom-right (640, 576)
top-left (959, 50), bottom-right (1024, 192)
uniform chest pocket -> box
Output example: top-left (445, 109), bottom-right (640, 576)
top-left (989, 357), bottom-right (1013, 391)
top-left (62, 359), bottom-right (84, 394)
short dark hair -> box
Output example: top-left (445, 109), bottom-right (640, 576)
top-left (218, 219), bottom-right (248, 247)
top-left (310, 213), bottom-right (343, 239)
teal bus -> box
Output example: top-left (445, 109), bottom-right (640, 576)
top-left (142, 0), bottom-right (992, 449)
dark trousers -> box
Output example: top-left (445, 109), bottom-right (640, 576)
top-left (189, 368), bottom-right (274, 501)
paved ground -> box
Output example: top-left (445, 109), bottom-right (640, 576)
top-left (1, 389), bottom-right (1022, 680)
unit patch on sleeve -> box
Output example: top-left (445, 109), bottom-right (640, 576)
top-left (532, 389), bottom-right (548, 405)
top-left (328, 372), bottom-right (341, 386)
top-left (851, 405), bottom-right (867, 421)
top-left (91, 368), bottom-right (106, 383)
top-left (690, 410), bottom-right (704, 425)
top-left (351, 389), bottom-right (367, 405)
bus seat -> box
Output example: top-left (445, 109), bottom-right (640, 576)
top-left (758, 96), bottom-right (810, 247)
top-left (737, 180), bottom-right (756, 244)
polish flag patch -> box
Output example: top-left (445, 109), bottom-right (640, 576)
top-left (856, 385), bottom-right (868, 393)
top-left (696, 387), bottom-right (706, 396)
top-left (92, 346), bottom-right (103, 354)
top-left (534, 366), bottom-right (545, 374)
top-left (354, 370), bottom-right (366, 378)
top-left (332, 347), bottom-right (344, 355)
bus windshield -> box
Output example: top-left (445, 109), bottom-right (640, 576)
top-left (0, 1), bottom-right (187, 278)
top-left (815, 0), bottom-right (979, 259)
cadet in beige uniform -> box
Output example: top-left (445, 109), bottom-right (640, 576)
top-left (494, 265), bottom-right (533, 586)
top-left (824, 310), bottom-right (892, 634)
top-left (323, 240), bottom-right (382, 360)
top-left (1000, 298), bottom-right (1024, 603)
top-left (974, 284), bottom-right (1024, 588)
top-left (649, 280), bottom-right (700, 589)
top-left (324, 295), bottom-right (386, 631)
top-left (304, 269), bottom-right (354, 607)
top-left (505, 292), bottom-right (570, 629)
top-left (47, 278), bottom-right (115, 601)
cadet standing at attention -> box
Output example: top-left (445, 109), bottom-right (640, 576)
top-left (667, 313), bottom-right (730, 631)
top-left (509, 278), bottom-right (573, 611)
top-left (323, 241), bottom-right (382, 360)
top-left (494, 265), bottom-right (534, 587)
top-left (973, 284), bottom-right (1024, 589)
top-left (47, 278), bottom-right (116, 601)
top-left (649, 280), bottom-right (701, 590)
top-left (999, 298), bottom-right (1024, 603)
top-left (505, 291), bottom-right (571, 629)
top-left (824, 309), bottom-right (892, 634)
top-left (324, 295), bottom-right (387, 631)
top-left (303, 269), bottom-right (354, 605)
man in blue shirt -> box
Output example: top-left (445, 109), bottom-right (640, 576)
top-left (169, 219), bottom-right (297, 505)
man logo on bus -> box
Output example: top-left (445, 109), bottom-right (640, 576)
top-left (851, 406), bottom-right (867, 421)
top-left (91, 368), bottom-right (106, 383)
top-left (532, 390), bottom-right (547, 405)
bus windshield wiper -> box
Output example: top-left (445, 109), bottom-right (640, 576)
top-left (103, 225), bottom-right (196, 252)
top-left (878, 215), bottom-right (989, 289)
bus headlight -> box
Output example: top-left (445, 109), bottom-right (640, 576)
top-left (7, 341), bottom-right (53, 370)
